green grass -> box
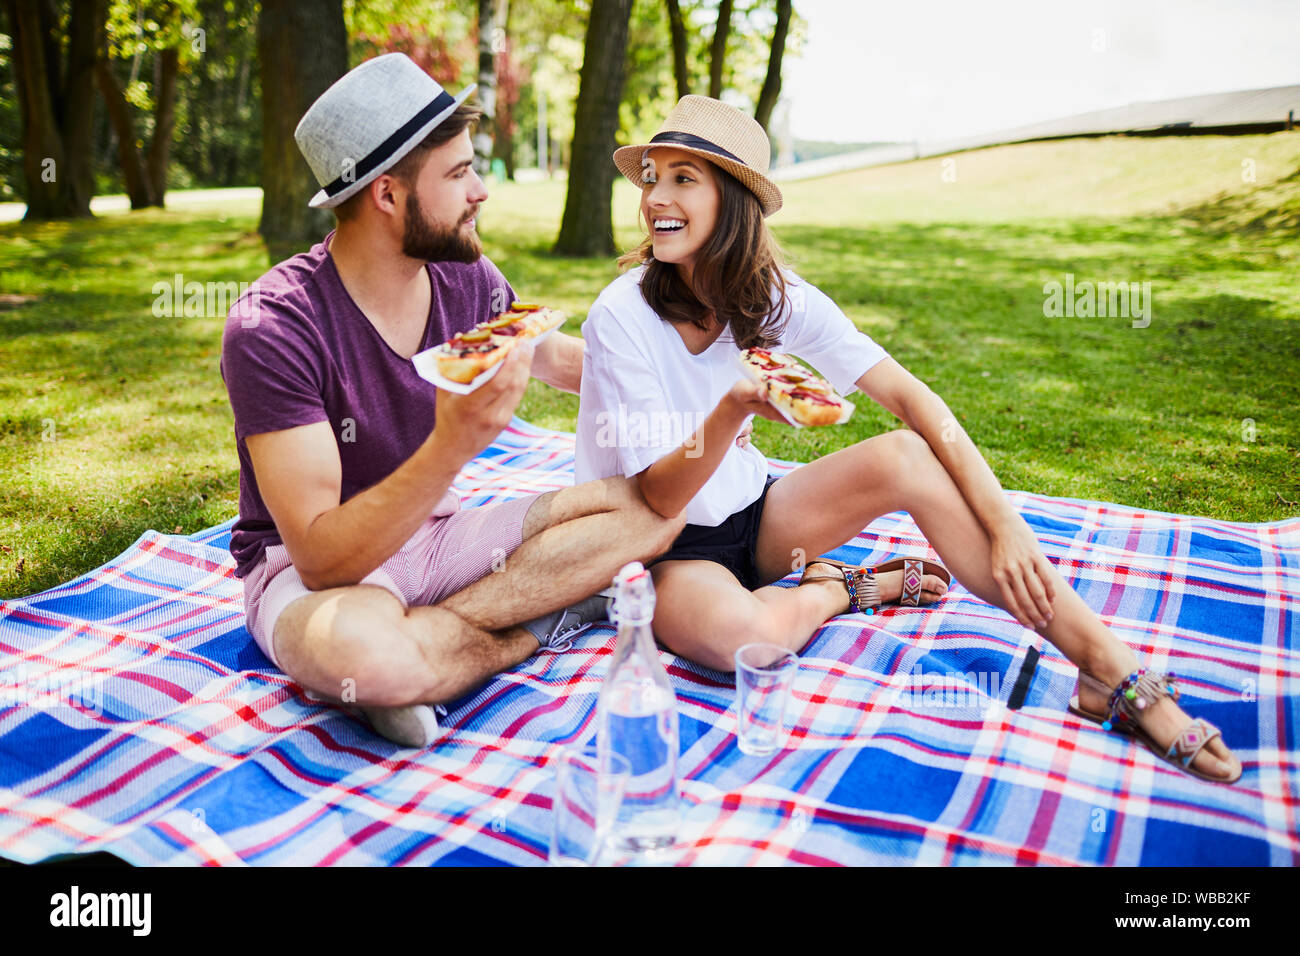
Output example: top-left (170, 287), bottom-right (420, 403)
top-left (3, 133), bottom-right (1299, 600)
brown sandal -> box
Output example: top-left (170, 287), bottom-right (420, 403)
top-left (1069, 668), bottom-right (1242, 784)
top-left (801, 556), bottom-right (951, 615)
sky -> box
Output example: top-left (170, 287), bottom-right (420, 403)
top-left (780, 0), bottom-right (1300, 144)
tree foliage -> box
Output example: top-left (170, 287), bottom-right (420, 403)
top-left (97, 0), bottom-right (202, 208)
top-left (170, 0), bottom-right (261, 188)
top-left (0, 22), bottom-right (24, 201)
top-left (0, 0), bottom-right (805, 228)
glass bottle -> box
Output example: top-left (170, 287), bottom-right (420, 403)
top-left (596, 561), bottom-right (681, 853)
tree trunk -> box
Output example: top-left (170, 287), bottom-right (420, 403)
top-left (6, 0), bottom-right (104, 219)
top-left (62, 0), bottom-right (102, 211)
top-left (754, 0), bottom-right (792, 135)
top-left (491, 0), bottom-right (514, 178)
top-left (146, 45), bottom-right (180, 204)
top-left (707, 0), bottom-right (733, 100)
top-left (553, 0), bottom-right (633, 258)
top-left (95, 54), bottom-right (155, 208)
top-left (494, 121), bottom-right (514, 180)
top-left (665, 0), bottom-right (689, 100)
top-left (257, 0), bottom-right (347, 261)
top-left (473, 0), bottom-right (497, 174)
top-left (8, 0), bottom-right (70, 218)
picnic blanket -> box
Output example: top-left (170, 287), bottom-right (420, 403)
top-left (1, 418), bottom-right (1296, 866)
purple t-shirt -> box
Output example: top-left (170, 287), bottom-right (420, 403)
top-left (219, 233), bottom-right (515, 578)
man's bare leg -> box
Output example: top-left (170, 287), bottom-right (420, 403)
top-left (274, 584), bottom-right (537, 706)
top-left (271, 476), bottom-right (683, 710)
top-left (438, 476), bottom-right (684, 632)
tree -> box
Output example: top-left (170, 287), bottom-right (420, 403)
top-left (707, 0), bottom-right (732, 100)
top-left (349, 4), bottom-right (472, 87)
top-left (753, 0), bottom-right (791, 135)
top-left (4, 0), bottom-right (105, 219)
top-left (553, 0), bottom-right (632, 257)
top-left (257, 0), bottom-right (346, 261)
top-left (500, 0), bottom-right (584, 174)
top-left (349, 0), bottom-right (525, 177)
top-left (492, 30), bottom-right (522, 178)
top-left (472, 0), bottom-right (500, 174)
top-left (96, 1), bottom-right (190, 209)
top-left (0, 24), bottom-right (22, 201)
top-left (170, 0), bottom-right (261, 189)
top-left (665, 0), bottom-right (689, 100)
top-left (95, 42), bottom-right (152, 207)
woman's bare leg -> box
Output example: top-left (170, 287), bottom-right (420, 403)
top-left (648, 559), bottom-right (858, 673)
top-left (752, 429), bottom-right (1240, 781)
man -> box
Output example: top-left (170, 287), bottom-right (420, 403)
top-left (221, 53), bottom-right (684, 747)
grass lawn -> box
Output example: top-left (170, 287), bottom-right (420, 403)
top-left (2, 133), bottom-right (1298, 600)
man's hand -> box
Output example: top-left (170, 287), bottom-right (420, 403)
top-left (430, 338), bottom-right (534, 465)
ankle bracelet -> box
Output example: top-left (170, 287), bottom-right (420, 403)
top-left (1102, 668), bottom-right (1180, 732)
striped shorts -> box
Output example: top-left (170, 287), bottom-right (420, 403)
top-left (242, 494), bottom-right (541, 670)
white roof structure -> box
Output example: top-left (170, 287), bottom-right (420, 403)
top-left (774, 85), bottom-right (1300, 182)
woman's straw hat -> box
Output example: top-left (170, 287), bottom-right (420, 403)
top-left (613, 95), bottom-right (783, 217)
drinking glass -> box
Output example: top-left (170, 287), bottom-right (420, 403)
top-left (549, 745), bottom-right (631, 866)
top-left (734, 643), bottom-right (798, 756)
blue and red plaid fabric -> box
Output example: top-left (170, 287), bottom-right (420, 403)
top-left (1, 418), bottom-right (1296, 866)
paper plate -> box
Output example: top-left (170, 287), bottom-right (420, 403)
top-left (733, 352), bottom-right (854, 428)
top-left (413, 324), bottom-right (560, 394)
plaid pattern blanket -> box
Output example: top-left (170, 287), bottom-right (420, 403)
top-left (1, 418), bottom-right (1296, 866)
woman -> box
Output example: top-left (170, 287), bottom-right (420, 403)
top-left (574, 96), bottom-right (1241, 784)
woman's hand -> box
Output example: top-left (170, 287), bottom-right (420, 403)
top-left (724, 377), bottom-right (787, 424)
top-left (636, 377), bottom-right (778, 519)
top-left (988, 515), bottom-right (1057, 630)
top-left (736, 415), bottom-right (754, 448)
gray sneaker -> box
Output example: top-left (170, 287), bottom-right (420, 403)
top-left (525, 589), bottom-right (613, 652)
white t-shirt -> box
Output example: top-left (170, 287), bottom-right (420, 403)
top-left (574, 267), bottom-right (891, 527)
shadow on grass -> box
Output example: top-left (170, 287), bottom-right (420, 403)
top-left (1170, 164), bottom-right (1300, 237)
top-left (2, 196), bottom-right (1298, 599)
top-left (2, 463), bottom-right (236, 600)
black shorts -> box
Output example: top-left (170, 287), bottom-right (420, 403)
top-left (650, 476), bottom-right (780, 591)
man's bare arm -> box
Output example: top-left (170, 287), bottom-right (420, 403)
top-left (530, 331), bottom-right (583, 394)
top-left (247, 341), bottom-right (535, 591)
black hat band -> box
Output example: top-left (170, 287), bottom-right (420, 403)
top-left (649, 130), bottom-right (746, 167)
top-left (323, 89), bottom-right (457, 198)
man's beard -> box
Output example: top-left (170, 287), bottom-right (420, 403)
top-left (401, 193), bottom-right (482, 263)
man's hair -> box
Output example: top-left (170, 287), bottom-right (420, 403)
top-left (618, 162), bottom-right (789, 350)
top-left (334, 101), bottom-right (483, 222)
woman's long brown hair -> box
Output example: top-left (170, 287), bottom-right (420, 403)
top-left (617, 163), bottom-right (789, 349)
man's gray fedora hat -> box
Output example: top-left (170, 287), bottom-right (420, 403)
top-left (295, 52), bottom-right (476, 209)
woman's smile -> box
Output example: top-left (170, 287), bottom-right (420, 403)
top-left (641, 146), bottom-right (720, 273)
top-left (653, 216), bottom-right (688, 235)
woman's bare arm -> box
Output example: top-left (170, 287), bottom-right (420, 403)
top-left (635, 378), bottom-right (783, 518)
top-left (856, 358), bottom-right (1057, 628)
